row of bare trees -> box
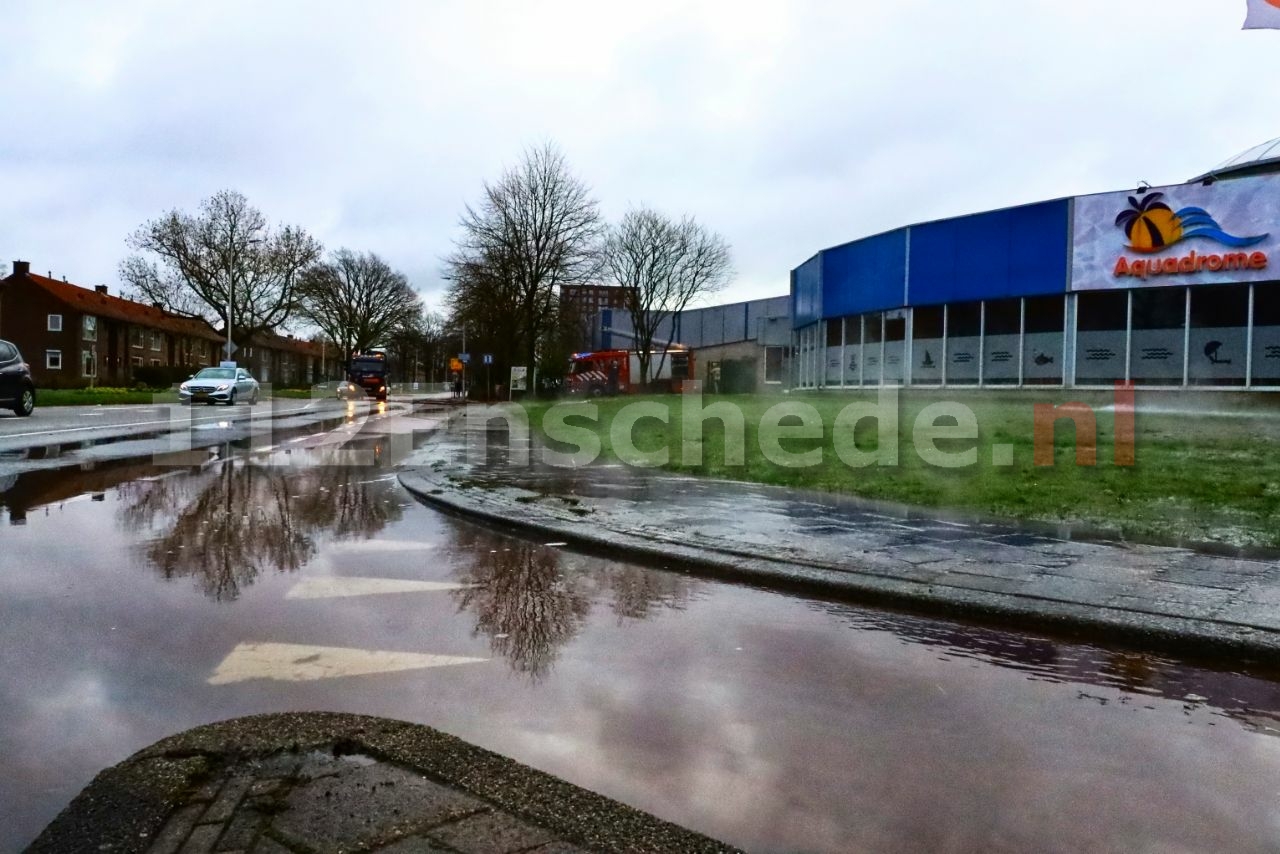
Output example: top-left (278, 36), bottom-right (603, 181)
top-left (445, 143), bottom-right (734, 387)
top-left (119, 190), bottom-right (438, 378)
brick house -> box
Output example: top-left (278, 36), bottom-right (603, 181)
top-left (0, 261), bottom-right (225, 388)
top-left (238, 331), bottom-right (325, 387)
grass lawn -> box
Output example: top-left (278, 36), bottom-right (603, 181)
top-left (37, 388), bottom-right (179, 406)
top-left (521, 389), bottom-right (1280, 550)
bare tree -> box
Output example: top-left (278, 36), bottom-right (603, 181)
top-left (120, 190), bottom-right (322, 347)
top-left (604, 209), bottom-right (733, 384)
top-left (296, 249), bottom-right (422, 360)
top-left (445, 143), bottom-right (602, 376)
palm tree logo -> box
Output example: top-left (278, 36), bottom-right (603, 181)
top-left (1115, 193), bottom-right (1268, 253)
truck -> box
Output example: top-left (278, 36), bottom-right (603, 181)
top-left (565, 348), bottom-right (693, 396)
top-left (347, 350), bottom-right (390, 401)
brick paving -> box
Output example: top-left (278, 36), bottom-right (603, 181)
top-left (144, 750), bottom-right (586, 854)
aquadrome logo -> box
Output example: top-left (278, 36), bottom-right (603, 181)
top-left (1112, 192), bottom-right (1270, 280)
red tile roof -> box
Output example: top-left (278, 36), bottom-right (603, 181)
top-left (22, 273), bottom-right (224, 342)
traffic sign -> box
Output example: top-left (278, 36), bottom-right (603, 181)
top-left (458, 353), bottom-right (470, 364)
top-left (449, 358), bottom-right (463, 372)
top-left (482, 353), bottom-right (493, 365)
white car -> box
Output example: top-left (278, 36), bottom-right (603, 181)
top-left (178, 367), bottom-right (260, 406)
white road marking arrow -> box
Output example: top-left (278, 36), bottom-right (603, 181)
top-left (208, 642), bottom-right (487, 684)
top-left (286, 577), bottom-right (475, 600)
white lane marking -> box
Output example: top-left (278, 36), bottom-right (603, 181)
top-left (325, 540), bottom-right (437, 553)
top-left (207, 642), bottom-right (487, 684)
top-left (285, 577), bottom-right (475, 600)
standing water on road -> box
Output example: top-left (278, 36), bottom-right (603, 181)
top-left (1, 437), bottom-right (1279, 852)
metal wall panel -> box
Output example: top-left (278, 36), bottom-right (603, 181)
top-left (793, 255), bottom-right (823, 327)
top-left (908, 200), bottom-right (1070, 306)
top-left (820, 229), bottom-right (909, 317)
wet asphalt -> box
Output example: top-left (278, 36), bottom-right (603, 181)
top-left (2, 403), bottom-right (1280, 852)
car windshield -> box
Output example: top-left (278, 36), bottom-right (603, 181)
top-left (192, 368), bottom-right (236, 380)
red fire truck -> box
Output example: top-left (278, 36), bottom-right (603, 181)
top-left (566, 349), bottom-right (693, 395)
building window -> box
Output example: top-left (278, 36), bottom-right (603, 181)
top-left (48, 314), bottom-right (63, 332)
top-left (46, 350), bottom-right (62, 370)
top-left (764, 346), bottom-right (784, 383)
top-left (131, 355), bottom-right (143, 368)
top-left (130, 328), bottom-right (143, 348)
top-left (83, 315), bottom-right (97, 342)
top-left (82, 350), bottom-right (97, 378)
top-left (150, 359), bottom-right (161, 367)
top-left (150, 331), bottom-right (162, 351)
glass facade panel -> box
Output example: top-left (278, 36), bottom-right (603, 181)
top-left (864, 313), bottom-right (883, 383)
top-left (946, 302), bottom-right (980, 383)
top-left (1075, 291), bottom-right (1127, 385)
top-left (1189, 285), bottom-right (1247, 386)
top-left (1130, 287), bottom-right (1185, 385)
top-left (843, 316), bottom-right (862, 385)
top-left (883, 312), bottom-right (906, 384)
top-left (1252, 285), bottom-right (1280, 385)
top-left (911, 306), bottom-right (943, 384)
top-left (982, 299), bottom-right (1020, 385)
top-left (1023, 295), bottom-right (1063, 384)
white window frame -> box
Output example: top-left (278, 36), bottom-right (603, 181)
top-left (46, 350), bottom-right (62, 370)
top-left (131, 355), bottom-right (143, 368)
top-left (82, 315), bottom-right (97, 342)
top-left (82, 349), bottom-right (96, 378)
top-left (150, 331), bottom-right (162, 352)
top-left (48, 313), bottom-right (63, 332)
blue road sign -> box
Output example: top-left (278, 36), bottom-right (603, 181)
top-left (458, 353), bottom-right (470, 364)
top-left (482, 353), bottom-right (493, 365)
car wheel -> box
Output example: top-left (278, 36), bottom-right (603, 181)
top-left (12, 386), bottom-right (34, 417)
top-left (228, 390), bottom-right (238, 406)
top-left (249, 390), bottom-right (259, 405)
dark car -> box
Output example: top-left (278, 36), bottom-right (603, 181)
top-left (0, 339), bottom-right (35, 417)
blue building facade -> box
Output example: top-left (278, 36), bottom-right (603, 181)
top-left (792, 139), bottom-right (1280, 389)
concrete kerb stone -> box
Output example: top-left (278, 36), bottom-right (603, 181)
top-left (396, 466), bottom-right (1280, 663)
top-left (29, 712), bottom-right (740, 854)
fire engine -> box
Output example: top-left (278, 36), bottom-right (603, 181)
top-left (347, 349), bottom-right (390, 401)
top-left (566, 348), bottom-right (693, 395)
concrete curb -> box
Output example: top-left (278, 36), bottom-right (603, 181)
top-left (398, 466), bottom-right (1280, 661)
top-left (28, 712), bottom-right (739, 854)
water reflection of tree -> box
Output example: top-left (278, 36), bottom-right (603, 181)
top-left (449, 528), bottom-right (698, 677)
top-left (118, 447), bottom-right (401, 600)
top-left (454, 545), bottom-right (592, 678)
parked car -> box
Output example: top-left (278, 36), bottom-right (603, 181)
top-left (178, 366), bottom-right (260, 405)
top-left (0, 339), bottom-right (35, 417)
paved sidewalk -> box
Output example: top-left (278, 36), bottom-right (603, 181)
top-left (28, 713), bottom-right (737, 854)
top-left (399, 415), bottom-right (1280, 659)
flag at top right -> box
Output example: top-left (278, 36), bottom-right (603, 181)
top-left (1244, 0), bottom-right (1280, 29)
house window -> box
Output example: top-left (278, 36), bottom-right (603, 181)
top-left (150, 331), bottom-right (162, 351)
top-left (82, 350), bottom-right (97, 378)
top-left (130, 328), bottom-right (143, 348)
top-left (46, 350), bottom-right (62, 370)
top-left (131, 356), bottom-right (143, 368)
top-left (83, 315), bottom-right (97, 342)
top-left (150, 359), bottom-right (161, 367)
top-left (48, 314), bottom-right (63, 332)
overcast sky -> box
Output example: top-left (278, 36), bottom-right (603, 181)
top-left (3, 0), bottom-right (1277, 313)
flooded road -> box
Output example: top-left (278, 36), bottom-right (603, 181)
top-left (2, 423), bottom-right (1280, 852)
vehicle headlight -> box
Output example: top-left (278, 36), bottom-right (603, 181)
top-left (179, 383), bottom-right (189, 391)
top-left (216, 383), bottom-right (231, 391)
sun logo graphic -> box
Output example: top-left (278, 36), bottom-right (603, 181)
top-left (1115, 193), bottom-right (1269, 253)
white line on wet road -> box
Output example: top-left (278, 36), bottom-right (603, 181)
top-left (285, 577), bottom-right (475, 600)
top-left (207, 642), bottom-right (487, 684)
